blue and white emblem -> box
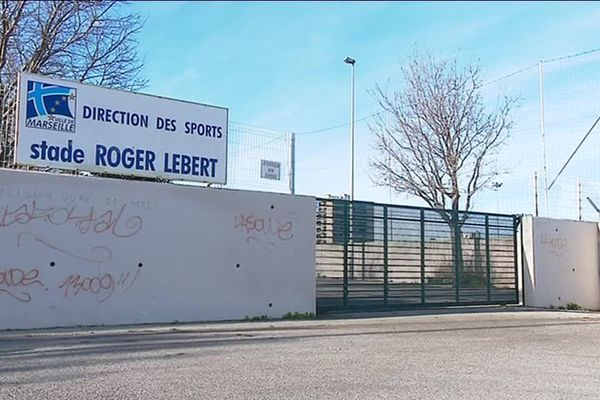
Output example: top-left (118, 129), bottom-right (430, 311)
top-left (26, 80), bottom-right (77, 133)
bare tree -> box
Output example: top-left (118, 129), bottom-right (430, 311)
top-left (370, 53), bottom-right (516, 276)
top-left (0, 0), bottom-right (147, 167)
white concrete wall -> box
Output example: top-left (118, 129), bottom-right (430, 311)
top-left (522, 216), bottom-right (600, 310)
top-left (0, 169), bottom-right (315, 329)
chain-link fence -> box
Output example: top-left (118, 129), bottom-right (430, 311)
top-left (217, 122), bottom-right (293, 194)
top-left (0, 79), bottom-right (17, 169)
top-left (476, 49), bottom-right (600, 221)
top-left (285, 48), bottom-right (600, 219)
top-left (0, 82), bottom-right (294, 193)
top-left (538, 50), bottom-right (600, 221)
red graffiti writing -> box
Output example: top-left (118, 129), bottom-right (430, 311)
top-left (0, 201), bottom-right (143, 238)
top-left (59, 269), bottom-right (140, 303)
top-left (0, 268), bottom-right (44, 303)
top-left (17, 232), bottom-right (113, 265)
top-left (541, 233), bottom-right (569, 258)
top-left (234, 213), bottom-right (294, 241)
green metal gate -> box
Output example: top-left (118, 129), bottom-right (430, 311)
top-left (316, 198), bottom-right (519, 312)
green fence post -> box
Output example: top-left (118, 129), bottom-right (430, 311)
top-left (485, 215), bottom-right (491, 302)
top-left (361, 242), bottom-right (365, 281)
top-left (420, 209), bottom-right (425, 304)
top-left (520, 216), bottom-right (525, 306)
top-left (383, 205), bottom-right (389, 306)
top-left (343, 201), bottom-right (349, 307)
top-left (454, 209), bottom-right (461, 303)
top-left (513, 215), bottom-right (519, 304)
top-left (349, 202), bottom-right (354, 280)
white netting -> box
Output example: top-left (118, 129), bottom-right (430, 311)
top-left (473, 49), bottom-right (600, 221)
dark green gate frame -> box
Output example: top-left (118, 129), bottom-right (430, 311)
top-left (316, 198), bottom-right (520, 312)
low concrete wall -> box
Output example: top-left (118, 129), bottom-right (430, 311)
top-left (522, 216), bottom-right (600, 310)
top-left (0, 169), bottom-right (316, 329)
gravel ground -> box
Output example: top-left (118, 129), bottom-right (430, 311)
top-left (1, 308), bottom-right (600, 400)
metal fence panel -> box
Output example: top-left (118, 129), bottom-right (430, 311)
top-left (316, 198), bottom-right (519, 312)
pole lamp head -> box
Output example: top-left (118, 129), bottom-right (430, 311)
top-left (343, 57), bottom-right (356, 65)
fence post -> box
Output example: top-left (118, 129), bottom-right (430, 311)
top-left (485, 215), bottom-right (491, 302)
top-left (342, 201), bottom-right (349, 307)
top-left (533, 171), bottom-right (539, 217)
top-left (289, 132), bottom-right (296, 195)
top-left (349, 202), bottom-right (354, 280)
top-left (420, 209), bottom-right (426, 304)
top-left (539, 60), bottom-right (550, 217)
top-left (520, 216), bottom-right (526, 306)
top-left (453, 209), bottom-right (461, 303)
top-left (383, 205), bottom-right (389, 306)
top-left (577, 178), bottom-right (582, 221)
top-left (513, 215), bottom-right (519, 304)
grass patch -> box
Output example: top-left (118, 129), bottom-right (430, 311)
top-left (565, 302), bottom-right (583, 310)
top-left (245, 315), bottom-right (270, 322)
top-left (557, 303), bottom-right (583, 311)
top-left (282, 312), bottom-right (316, 320)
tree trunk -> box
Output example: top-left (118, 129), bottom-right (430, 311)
top-left (450, 205), bottom-right (464, 290)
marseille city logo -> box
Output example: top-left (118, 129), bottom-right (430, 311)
top-left (25, 80), bottom-right (77, 133)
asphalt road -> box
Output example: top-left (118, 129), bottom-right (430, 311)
top-left (1, 308), bottom-right (600, 400)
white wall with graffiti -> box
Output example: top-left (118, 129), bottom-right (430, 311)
top-left (0, 169), bottom-right (315, 330)
top-left (522, 216), bottom-right (600, 310)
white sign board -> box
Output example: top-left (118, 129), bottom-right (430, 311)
top-left (261, 160), bottom-right (281, 180)
top-left (15, 72), bottom-right (228, 183)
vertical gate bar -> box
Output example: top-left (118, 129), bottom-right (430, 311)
top-left (342, 201), bottom-right (349, 307)
top-left (485, 215), bottom-right (491, 302)
top-left (513, 215), bottom-right (519, 304)
top-left (454, 210), bottom-right (460, 303)
top-left (383, 206), bottom-right (389, 306)
top-left (420, 209), bottom-right (425, 304)
top-left (349, 202), bottom-right (354, 280)
top-left (520, 216), bottom-right (526, 306)
top-left (361, 242), bottom-right (365, 281)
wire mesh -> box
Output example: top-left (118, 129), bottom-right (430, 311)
top-left (476, 62), bottom-right (540, 217)
top-left (541, 51), bottom-right (600, 220)
top-left (477, 49), bottom-right (600, 221)
top-left (0, 82), bottom-right (17, 169)
top-left (216, 121), bottom-right (292, 193)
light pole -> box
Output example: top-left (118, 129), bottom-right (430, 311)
top-left (491, 181), bottom-right (503, 238)
top-left (491, 181), bottom-right (503, 213)
top-left (344, 56), bottom-right (356, 201)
